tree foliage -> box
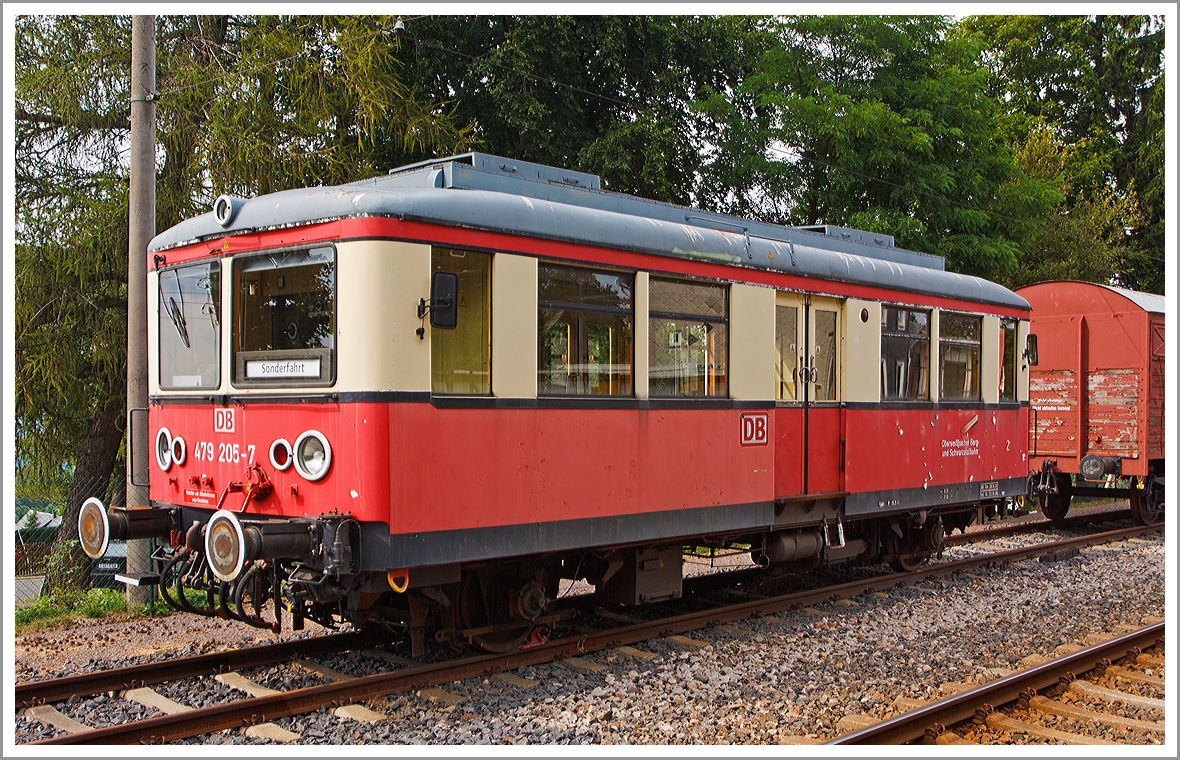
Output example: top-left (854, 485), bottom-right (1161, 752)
top-left (396, 15), bottom-right (771, 205)
top-left (963, 14), bottom-right (1164, 292)
top-left (695, 15), bottom-right (1061, 283)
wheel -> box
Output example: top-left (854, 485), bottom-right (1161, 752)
top-left (1040, 472), bottom-right (1071, 525)
top-left (888, 517), bottom-right (941, 572)
top-left (1131, 474), bottom-right (1164, 526)
top-left (456, 566), bottom-right (542, 653)
top-left (889, 552), bottom-right (930, 573)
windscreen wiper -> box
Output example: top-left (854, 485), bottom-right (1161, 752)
top-left (167, 296), bottom-right (190, 348)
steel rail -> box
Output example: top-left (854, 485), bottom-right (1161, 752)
top-left (15, 628), bottom-right (385, 710)
top-left (31, 523), bottom-right (1159, 745)
top-left (828, 622), bottom-right (1166, 745)
top-left (944, 508), bottom-right (1131, 547)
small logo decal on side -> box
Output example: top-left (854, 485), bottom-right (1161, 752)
top-left (740, 412), bottom-right (769, 446)
top-left (214, 407), bottom-right (235, 434)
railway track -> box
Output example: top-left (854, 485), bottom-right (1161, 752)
top-left (18, 505), bottom-right (1129, 713)
top-left (829, 622), bottom-right (1164, 745)
top-left (13, 506), bottom-right (1135, 712)
top-left (943, 507), bottom-right (1131, 547)
top-left (20, 519), bottom-right (1159, 745)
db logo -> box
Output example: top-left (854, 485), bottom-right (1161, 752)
top-left (740, 412), bottom-right (768, 446)
top-left (214, 407), bottom-right (235, 434)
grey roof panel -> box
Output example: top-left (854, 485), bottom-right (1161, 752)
top-left (150, 162), bottom-right (1028, 311)
top-left (1102, 284), bottom-right (1166, 314)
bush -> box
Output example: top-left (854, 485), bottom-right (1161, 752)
top-left (77, 587), bottom-right (128, 617)
top-left (15, 587), bottom-right (128, 628)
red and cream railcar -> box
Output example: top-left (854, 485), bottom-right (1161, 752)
top-left (1018, 281), bottom-right (1165, 526)
top-left (80, 153), bottom-right (1034, 652)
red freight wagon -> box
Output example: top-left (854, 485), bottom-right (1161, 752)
top-left (1019, 281), bottom-right (1165, 526)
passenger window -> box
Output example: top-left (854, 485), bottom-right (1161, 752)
top-left (159, 261), bottom-right (220, 390)
top-left (776, 305), bottom-right (798, 401)
top-left (538, 264), bottom-right (633, 395)
top-left (648, 278), bottom-right (728, 397)
top-left (233, 247), bottom-right (334, 386)
top-left (1000, 318), bottom-right (1018, 401)
top-left (813, 309), bottom-right (838, 402)
top-left (940, 312), bottom-right (982, 401)
top-left (881, 305), bottom-right (929, 400)
top-left (431, 248), bottom-right (490, 394)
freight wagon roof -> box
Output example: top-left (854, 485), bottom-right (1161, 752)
top-left (1017, 280), bottom-right (1165, 315)
top-left (149, 154), bottom-right (1029, 311)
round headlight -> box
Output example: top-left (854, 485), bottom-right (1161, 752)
top-left (293, 430), bottom-right (332, 481)
top-left (78, 497), bottom-right (110, 560)
top-left (171, 435), bottom-right (187, 467)
top-left (205, 510), bottom-right (246, 582)
top-left (270, 438), bottom-right (293, 471)
top-left (156, 427), bottom-right (173, 471)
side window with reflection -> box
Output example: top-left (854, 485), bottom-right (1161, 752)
top-left (159, 261), bottom-right (221, 390)
top-left (432, 248), bottom-right (490, 394)
top-left (1000, 318), bottom-right (1018, 401)
top-left (776, 304), bottom-right (798, 401)
top-left (648, 278), bottom-right (728, 397)
top-left (881, 305), bottom-right (929, 400)
top-left (940, 312), bottom-right (982, 401)
top-left (232, 246), bottom-right (335, 386)
top-left (538, 264), bottom-right (634, 396)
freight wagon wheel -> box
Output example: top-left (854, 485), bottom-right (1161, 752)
top-left (889, 552), bottom-right (930, 573)
top-left (457, 567), bottom-right (538, 653)
top-left (1040, 473), bottom-right (1071, 526)
top-left (1130, 474), bottom-right (1164, 526)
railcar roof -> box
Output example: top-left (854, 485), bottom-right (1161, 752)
top-left (149, 153), bottom-right (1029, 311)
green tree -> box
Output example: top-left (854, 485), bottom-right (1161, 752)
top-left (16, 14), bottom-right (470, 590)
top-left (1005, 129), bottom-right (1141, 288)
top-left (395, 15), bottom-right (771, 204)
top-left (700, 15), bottom-right (1056, 284)
top-left (963, 14), bottom-right (1164, 292)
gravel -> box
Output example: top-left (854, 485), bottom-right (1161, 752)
top-left (14, 512), bottom-right (1164, 745)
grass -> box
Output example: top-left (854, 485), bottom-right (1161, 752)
top-left (14, 587), bottom-right (175, 634)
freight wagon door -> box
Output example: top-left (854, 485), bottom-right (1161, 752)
top-left (805, 297), bottom-right (843, 493)
top-left (1029, 315), bottom-right (1081, 461)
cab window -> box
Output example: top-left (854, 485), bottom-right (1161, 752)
top-left (159, 261), bottom-right (220, 390)
top-left (232, 246), bottom-right (335, 386)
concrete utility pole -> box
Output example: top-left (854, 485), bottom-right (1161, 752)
top-left (126, 15), bottom-right (156, 608)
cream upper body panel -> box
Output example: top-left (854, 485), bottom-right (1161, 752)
top-left (728, 283), bottom-right (776, 401)
top-left (981, 315), bottom-right (1001, 404)
top-left (491, 253), bottom-right (539, 398)
top-left (335, 240), bottom-right (431, 393)
top-left (843, 299), bottom-right (880, 404)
